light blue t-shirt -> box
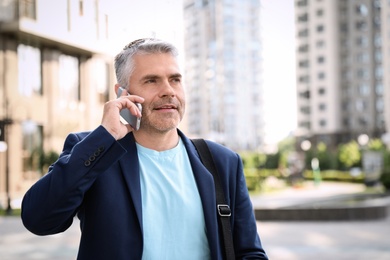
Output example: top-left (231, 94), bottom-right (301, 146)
top-left (137, 138), bottom-right (210, 260)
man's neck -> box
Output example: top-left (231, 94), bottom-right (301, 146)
top-left (133, 128), bottom-right (180, 152)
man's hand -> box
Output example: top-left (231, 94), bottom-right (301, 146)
top-left (101, 90), bottom-right (144, 140)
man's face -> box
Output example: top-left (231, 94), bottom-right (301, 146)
top-left (128, 53), bottom-right (185, 133)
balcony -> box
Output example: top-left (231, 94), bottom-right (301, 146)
top-left (0, 0), bottom-right (110, 55)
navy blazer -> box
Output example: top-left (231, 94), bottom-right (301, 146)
top-left (21, 126), bottom-right (268, 259)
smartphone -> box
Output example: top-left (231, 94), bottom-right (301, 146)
top-left (117, 87), bottom-right (142, 131)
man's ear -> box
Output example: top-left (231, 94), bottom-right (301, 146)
top-left (114, 84), bottom-right (120, 95)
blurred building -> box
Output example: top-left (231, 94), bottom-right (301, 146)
top-left (294, 0), bottom-right (387, 149)
top-left (382, 0), bottom-right (390, 144)
top-left (0, 0), bottom-right (115, 209)
top-left (183, 0), bottom-right (264, 151)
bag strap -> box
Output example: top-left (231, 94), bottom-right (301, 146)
top-left (191, 139), bottom-right (235, 260)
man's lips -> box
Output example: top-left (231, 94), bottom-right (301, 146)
top-left (154, 104), bottom-right (178, 110)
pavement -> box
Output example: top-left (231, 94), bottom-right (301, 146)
top-left (253, 181), bottom-right (390, 259)
top-left (0, 181), bottom-right (389, 259)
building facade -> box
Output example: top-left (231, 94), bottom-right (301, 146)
top-left (381, 0), bottom-right (390, 142)
top-left (294, 0), bottom-right (387, 149)
top-left (183, 0), bottom-right (264, 151)
top-left (0, 0), bottom-right (114, 210)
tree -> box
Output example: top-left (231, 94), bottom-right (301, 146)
top-left (338, 141), bottom-right (360, 169)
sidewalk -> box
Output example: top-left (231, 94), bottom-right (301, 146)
top-left (251, 181), bottom-right (368, 209)
top-left (251, 181), bottom-right (390, 221)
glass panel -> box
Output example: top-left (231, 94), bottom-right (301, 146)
top-left (18, 44), bottom-right (42, 96)
top-left (59, 54), bottom-right (80, 102)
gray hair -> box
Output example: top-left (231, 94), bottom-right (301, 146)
top-left (114, 38), bottom-right (179, 89)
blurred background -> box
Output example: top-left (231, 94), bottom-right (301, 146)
top-left (0, 0), bottom-right (390, 259)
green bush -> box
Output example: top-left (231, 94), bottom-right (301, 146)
top-left (380, 171), bottom-right (390, 190)
top-left (303, 170), bottom-right (364, 183)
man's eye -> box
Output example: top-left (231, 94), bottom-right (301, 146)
top-left (145, 79), bottom-right (156, 84)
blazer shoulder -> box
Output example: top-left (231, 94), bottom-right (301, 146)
top-left (204, 139), bottom-right (238, 158)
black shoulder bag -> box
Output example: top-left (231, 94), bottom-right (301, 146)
top-left (191, 139), bottom-right (235, 260)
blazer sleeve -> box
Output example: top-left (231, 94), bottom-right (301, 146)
top-left (207, 141), bottom-right (268, 259)
top-left (21, 125), bottom-right (127, 235)
top-left (232, 154), bottom-right (268, 259)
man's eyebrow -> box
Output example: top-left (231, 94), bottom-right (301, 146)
top-left (139, 74), bottom-right (159, 82)
top-left (139, 73), bottom-right (182, 82)
top-left (170, 73), bottom-right (182, 79)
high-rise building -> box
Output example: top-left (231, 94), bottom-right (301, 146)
top-left (183, 0), bottom-right (264, 151)
top-left (381, 0), bottom-right (390, 146)
top-left (294, 0), bottom-right (387, 148)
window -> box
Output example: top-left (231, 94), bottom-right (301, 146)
top-left (375, 82), bottom-right (383, 95)
top-left (317, 56), bottom-right (325, 63)
top-left (298, 44), bottom-right (309, 52)
top-left (299, 90), bottom-right (310, 99)
top-left (356, 53), bottom-right (369, 63)
top-left (356, 68), bottom-right (369, 79)
top-left (316, 40), bottom-right (325, 48)
top-left (318, 103), bottom-right (326, 111)
top-left (374, 34), bottom-right (382, 47)
top-left (300, 106), bottom-right (310, 114)
top-left (299, 75), bottom-right (310, 83)
top-left (20, 0), bottom-right (36, 19)
top-left (358, 83), bottom-right (369, 96)
top-left (318, 88), bottom-right (326, 95)
top-left (59, 54), bottom-right (80, 103)
top-left (298, 29), bottom-right (309, 37)
top-left (316, 9), bottom-right (324, 16)
top-left (79, 0), bottom-right (84, 16)
top-left (299, 60), bottom-right (309, 68)
top-left (356, 36), bottom-right (368, 47)
top-left (18, 44), bottom-right (42, 96)
top-left (375, 66), bottom-right (383, 79)
top-left (358, 116), bottom-right (368, 126)
top-left (298, 13), bottom-right (308, 22)
top-left (316, 25), bottom-right (324, 32)
top-left (319, 119), bottom-right (326, 127)
top-left (375, 50), bottom-right (382, 62)
top-left (356, 21), bottom-right (367, 30)
top-left (297, 0), bottom-right (307, 6)
top-left (343, 117), bottom-right (351, 127)
top-left (376, 98), bottom-right (384, 112)
top-left (356, 4), bottom-right (368, 16)
top-left (340, 23), bottom-right (348, 33)
top-left (318, 72), bottom-right (325, 79)
top-left (356, 100), bottom-right (367, 111)
top-left (94, 60), bottom-right (110, 103)
top-left (22, 121), bottom-right (42, 175)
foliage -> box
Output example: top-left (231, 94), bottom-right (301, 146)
top-left (380, 149), bottom-right (390, 190)
top-left (303, 170), bottom-right (364, 183)
top-left (368, 138), bottom-right (385, 151)
top-left (380, 170), bottom-right (390, 190)
top-left (239, 136), bottom-right (390, 188)
top-left (38, 149), bottom-right (59, 174)
top-left (264, 152), bottom-right (280, 169)
top-left (240, 152), bottom-right (266, 169)
top-left (338, 141), bottom-right (361, 169)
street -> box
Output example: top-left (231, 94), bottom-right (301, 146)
top-left (1, 214), bottom-right (389, 260)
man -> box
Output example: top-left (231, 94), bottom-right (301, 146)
top-left (22, 38), bottom-right (268, 259)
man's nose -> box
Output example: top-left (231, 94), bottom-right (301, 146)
top-left (159, 80), bottom-right (175, 97)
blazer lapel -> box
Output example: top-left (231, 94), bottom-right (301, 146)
top-left (117, 133), bottom-right (143, 232)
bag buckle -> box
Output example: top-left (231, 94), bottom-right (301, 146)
top-left (217, 204), bottom-right (231, 217)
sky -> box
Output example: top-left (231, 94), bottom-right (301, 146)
top-left (105, 0), bottom-right (297, 146)
top-left (260, 0), bottom-right (297, 145)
